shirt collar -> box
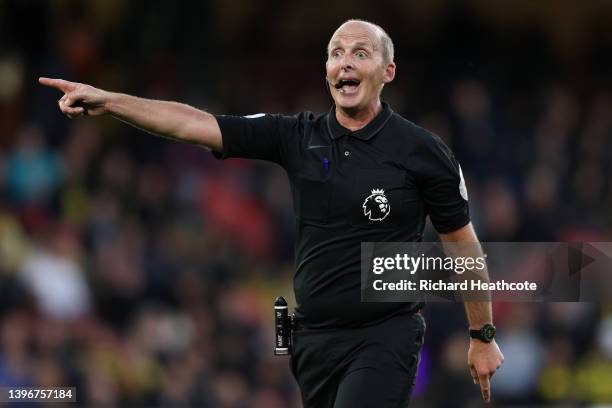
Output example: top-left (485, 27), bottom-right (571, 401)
top-left (326, 102), bottom-right (393, 141)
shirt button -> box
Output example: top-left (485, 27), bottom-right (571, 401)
top-left (344, 150), bottom-right (350, 157)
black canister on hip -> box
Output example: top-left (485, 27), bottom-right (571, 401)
top-left (274, 296), bottom-right (291, 355)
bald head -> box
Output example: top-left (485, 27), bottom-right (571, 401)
top-left (328, 19), bottom-right (394, 65)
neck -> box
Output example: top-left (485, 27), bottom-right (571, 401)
top-left (335, 100), bottom-right (383, 131)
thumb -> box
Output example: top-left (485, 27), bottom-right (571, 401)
top-left (469, 366), bottom-right (478, 384)
top-left (64, 93), bottom-right (75, 107)
top-left (64, 91), bottom-right (85, 107)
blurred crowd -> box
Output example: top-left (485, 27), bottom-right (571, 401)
top-left (1, 1), bottom-right (612, 407)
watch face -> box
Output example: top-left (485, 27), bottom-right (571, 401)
top-left (483, 325), bottom-right (496, 341)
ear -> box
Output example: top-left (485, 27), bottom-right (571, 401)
top-left (382, 62), bottom-right (396, 84)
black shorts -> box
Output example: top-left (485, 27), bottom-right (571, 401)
top-left (290, 312), bottom-right (426, 408)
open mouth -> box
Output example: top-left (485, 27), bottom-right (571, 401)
top-left (334, 79), bottom-right (360, 94)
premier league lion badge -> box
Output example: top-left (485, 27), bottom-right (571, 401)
top-left (362, 188), bottom-right (390, 221)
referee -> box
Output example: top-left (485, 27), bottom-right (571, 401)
top-left (40, 19), bottom-right (504, 407)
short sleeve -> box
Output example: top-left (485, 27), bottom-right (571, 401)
top-left (413, 129), bottom-right (470, 233)
top-left (212, 113), bottom-right (300, 168)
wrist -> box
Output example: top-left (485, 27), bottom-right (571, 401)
top-left (469, 323), bottom-right (496, 343)
top-left (103, 91), bottom-right (119, 114)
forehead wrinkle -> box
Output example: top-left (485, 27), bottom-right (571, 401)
top-left (329, 39), bottom-right (375, 51)
top-left (328, 33), bottom-right (379, 54)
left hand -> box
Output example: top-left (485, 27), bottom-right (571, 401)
top-left (468, 339), bottom-right (504, 403)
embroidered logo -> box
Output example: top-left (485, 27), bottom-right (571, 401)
top-left (363, 188), bottom-right (391, 221)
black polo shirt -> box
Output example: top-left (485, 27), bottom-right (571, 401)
top-left (213, 103), bottom-right (470, 328)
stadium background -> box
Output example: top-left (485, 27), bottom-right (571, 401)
top-left (1, 0), bottom-right (612, 406)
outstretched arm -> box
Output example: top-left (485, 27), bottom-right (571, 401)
top-left (38, 77), bottom-right (222, 151)
top-left (440, 222), bottom-right (504, 403)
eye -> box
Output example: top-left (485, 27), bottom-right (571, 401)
top-left (331, 49), bottom-right (342, 58)
top-left (356, 50), bottom-right (367, 59)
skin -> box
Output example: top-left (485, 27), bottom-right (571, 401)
top-left (39, 20), bottom-right (504, 403)
top-left (440, 223), bottom-right (505, 403)
top-left (325, 21), bottom-right (396, 131)
top-left (37, 77), bottom-right (224, 150)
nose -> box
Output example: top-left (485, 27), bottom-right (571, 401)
top-left (339, 54), bottom-right (355, 71)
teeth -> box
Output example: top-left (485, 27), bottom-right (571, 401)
top-left (335, 80), bottom-right (359, 89)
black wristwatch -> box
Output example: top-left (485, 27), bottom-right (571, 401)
top-left (469, 324), bottom-right (496, 343)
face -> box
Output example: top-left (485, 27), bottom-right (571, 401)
top-left (326, 22), bottom-right (395, 114)
top-left (375, 195), bottom-right (389, 213)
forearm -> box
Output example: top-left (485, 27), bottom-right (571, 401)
top-left (39, 77), bottom-right (224, 150)
top-left (439, 223), bottom-right (493, 329)
top-left (464, 301), bottom-right (492, 329)
top-left (105, 92), bottom-right (222, 150)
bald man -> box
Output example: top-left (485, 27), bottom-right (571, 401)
top-left (40, 19), bottom-right (503, 407)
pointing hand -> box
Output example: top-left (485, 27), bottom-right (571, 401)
top-left (39, 77), bottom-right (109, 118)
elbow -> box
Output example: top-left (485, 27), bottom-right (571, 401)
top-left (176, 107), bottom-right (222, 150)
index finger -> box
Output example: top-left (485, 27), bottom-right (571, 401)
top-left (38, 77), bottom-right (76, 93)
top-left (479, 373), bottom-right (491, 403)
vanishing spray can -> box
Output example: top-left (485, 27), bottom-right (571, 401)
top-left (274, 296), bottom-right (291, 355)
